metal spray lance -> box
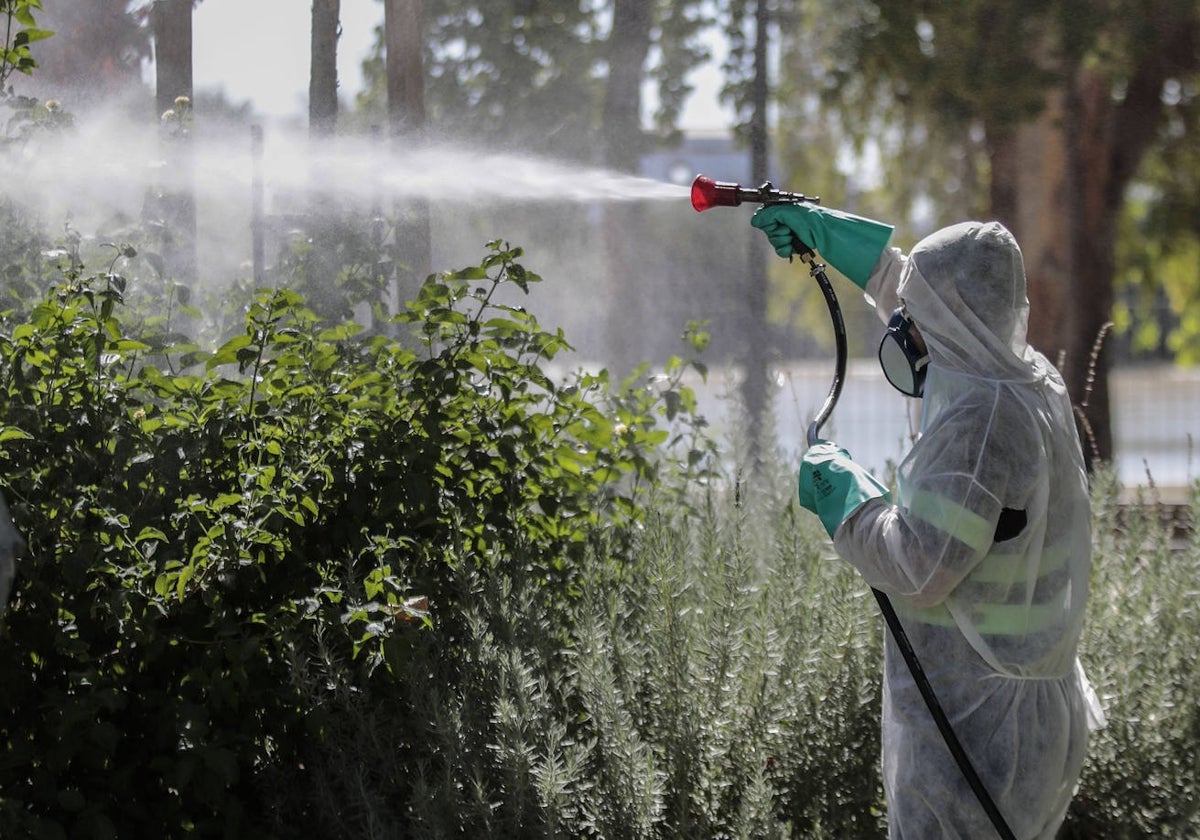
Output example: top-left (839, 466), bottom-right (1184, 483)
top-left (688, 173), bottom-right (1018, 840)
top-left (690, 174), bottom-right (843, 448)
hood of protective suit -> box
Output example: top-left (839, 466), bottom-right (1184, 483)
top-left (897, 221), bottom-right (1037, 383)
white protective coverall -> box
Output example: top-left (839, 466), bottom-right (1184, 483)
top-left (837, 221), bottom-right (1103, 838)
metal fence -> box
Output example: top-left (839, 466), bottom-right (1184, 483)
top-left (687, 361), bottom-right (1199, 500)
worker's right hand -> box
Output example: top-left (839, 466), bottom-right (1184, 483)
top-left (798, 441), bottom-right (891, 537)
top-left (751, 203), bottom-right (894, 290)
top-left (751, 203), bottom-right (824, 259)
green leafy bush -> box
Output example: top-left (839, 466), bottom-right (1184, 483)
top-left (0, 239), bottom-right (710, 837)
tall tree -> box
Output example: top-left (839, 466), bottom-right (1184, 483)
top-left (151, 0), bottom-right (192, 117)
top-left (150, 0), bottom-right (197, 285)
top-left (600, 1), bottom-right (655, 374)
top-left (304, 0), bottom-right (344, 320)
top-left (714, 0), bottom-right (782, 460)
top-left (741, 0), bottom-right (773, 463)
top-left (384, 0), bottom-right (431, 302)
top-left (385, 0), bottom-right (424, 137)
top-left (777, 0), bottom-right (1200, 464)
top-left (594, 1), bottom-right (711, 373)
top-left (1051, 5), bottom-right (1199, 462)
top-left (309, 0), bottom-right (341, 137)
top-left (602, 2), bottom-right (653, 172)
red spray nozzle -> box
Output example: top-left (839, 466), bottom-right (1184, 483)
top-left (690, 174), bottom-right (818, 212)
top-left (690, 175), bottom-right (743, 211)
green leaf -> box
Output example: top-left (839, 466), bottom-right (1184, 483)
top-left (211, 493), bottom-right (243, 510)
top-left (176, 564), bottom-right (194, 599)
top-left (207, 335), bottom-right (253, 368)
top-left (135, 527), bottom-right (168, 543)
top-left (154, 573), bottom-right (172, 598)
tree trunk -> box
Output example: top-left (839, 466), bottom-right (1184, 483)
top-left (996, 90), bottom-right (1071, 368)
top-left (991, 11), bottom-right (1198, 467)
top-left (998, 76), bottom-right (1120, 466)
top-left (384, 0), bottom-right (430, 309)
top-left (1061, 67), bottom-right (1117, 465)
top-left (151, 0), bottom-right (196, 285)
top-left (152, 0), bottom-right (191, 117)
top-left (602, 0), bottom-right (654, 375)
top-left (742, 0), bottom-right (771, 466)
top-left (385, 0), bottom-right (426, 135)
top-left (307, 0), bottom-right (342, 319)
top-left (309, 0), bottom-right (340, 138)
top-left (602, 0), bottom-right (652, 172)
top-left (1064, 12), bottom-right (1198, 466)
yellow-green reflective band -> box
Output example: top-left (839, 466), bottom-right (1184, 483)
top-left (895, 600), bottom-right (956, 629)
top-left (970, 543), bottom-right (1068, 584)
top-left (907, 489), bottom-right (994, 553)
top-left (895, 591), bottom-right (1068, 635)
top-left (896, 601), bottom-right (1065, 635)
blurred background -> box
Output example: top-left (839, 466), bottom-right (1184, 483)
top-left (4, 0), bottom-right (1198, 494)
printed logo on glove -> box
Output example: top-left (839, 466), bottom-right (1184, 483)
top-left (809, 468), bottom-right (835, 502)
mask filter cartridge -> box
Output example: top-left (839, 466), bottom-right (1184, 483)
top-left (879, 308), bottom-right (930, 397)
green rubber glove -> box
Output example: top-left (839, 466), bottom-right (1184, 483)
top-left (751, 203), bottom-right (894, 289)
top-left (799, 441), bottom-right (892, 537)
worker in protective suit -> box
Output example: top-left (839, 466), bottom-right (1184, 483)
top-left (752, 206), bottom-right (1104, 839)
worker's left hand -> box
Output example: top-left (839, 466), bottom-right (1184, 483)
top-left (798, 441), bottom-right (891, 537)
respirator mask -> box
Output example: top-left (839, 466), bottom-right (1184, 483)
top-left (879, 307), bottom-right (930, 398)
